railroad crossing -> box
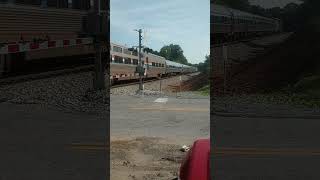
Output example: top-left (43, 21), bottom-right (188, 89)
top-left (110, 95), bottom-right (210, 144)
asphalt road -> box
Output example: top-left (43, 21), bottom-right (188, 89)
top-left (110, 95), bottom-right (210, 145)
top-left (0, 102), bottom-right (108, 180)
top-left (212, 114), bottom-right (320, 180)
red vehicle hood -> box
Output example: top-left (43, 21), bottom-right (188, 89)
top-left (179, 139), bottom-right (210, 180)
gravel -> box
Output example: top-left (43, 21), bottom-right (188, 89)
top-left (111, 137), bottom-right (186, 180)
top-left (0, 72), bottom-right (109, 114)
top-left (111, 73), bottom-right (202, 97)
top-left (212, 94), bottom-right (320, 117)
top-left (0, 72), bottom-right (205, 114)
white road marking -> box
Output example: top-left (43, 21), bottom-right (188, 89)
top-left (154, 98), bottom-right (168, 103)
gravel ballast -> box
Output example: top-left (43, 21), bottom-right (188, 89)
top-left (0, 72), bottom-right (205, 113)
top-left (111, 73), bottom-right (202, 97)
top-left (0, 72), bottom-right (109, 114)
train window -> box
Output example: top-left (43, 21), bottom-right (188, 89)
top-left (114, 56), bottom-right (123, 63)
top-left (132, 51), bottom-right (138, 56)
top-left (72, 0), bottom-right (91, 9)
top-left (220, 16), bottom-right (224, 23)
top-left (123, 49), bottom-right (131, 55)
top-left (213, 16), bottom-right (219, 23)
top-left (113, 46), bottom-right (122, 53)
top-left (214, 16), bottom-right (223, 23)
top-left (132, 59), bottom-right (138, 65)
top-left (124, 58), bottom-right (131, 64)
top-left (152, 62), bottom-right (155, 66)
top-left (47, 0), bottom-right (69, 8)
top-left (15, 0), bottom-right (41, 6)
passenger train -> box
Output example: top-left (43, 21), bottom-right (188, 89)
top-left (0, 0), bottom-right (197, 81)
top-left (110, 42), bottom-right (197, 84)
top-left (211, 4), bottom-right (282, 43)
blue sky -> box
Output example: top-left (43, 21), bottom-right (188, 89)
top-left (110, 0), bottom-right (210, 64)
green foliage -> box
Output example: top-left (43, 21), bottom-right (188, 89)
top-left (214, 0), bottom-right (250, 11)
top-left (197, 85), bottom-right (210, 96)
top-left (159, 44), bottom-right (188, 65)
top-left (293, 76), bottom-right (320, 92)
top-left (213, 0), bottom-right (250, 11)
top-left (143, 47), bottom-right (161, 56)
top-left (196, 55), bottom-right (210, 74)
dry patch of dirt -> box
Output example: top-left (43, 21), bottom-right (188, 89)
top-left (111, 137), bottom-right (187, 180)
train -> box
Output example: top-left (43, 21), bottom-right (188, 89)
top-left (211, 4), bottom-right (282, 43)
top-left (0, 1), bottom-right (197, 81)
top-left (0, 0), bottom-right (105, 73)
top-left (110, 42), bottom-right (197, 84)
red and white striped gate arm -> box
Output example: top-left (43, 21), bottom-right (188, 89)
top-left (0, 38), bottom-right (93, 55)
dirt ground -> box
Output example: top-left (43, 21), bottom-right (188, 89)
top-left (111, 137), bottom-right (188, 180)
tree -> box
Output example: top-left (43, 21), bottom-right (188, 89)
top-left (143, 47), bottom-right (161, 56)
top-left (213, 0), bottom-right (250, 11)
top-left (159, 44), bottom-right (188, 65)
top-left (196, 55), bottom-right (210, 74)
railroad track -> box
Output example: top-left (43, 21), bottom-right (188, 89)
top-left (111, 76), bottom-right (173, 89)
top-left (0, 65), bottom-right (94, 85)
top-left (212, 32), bottom-right (292, 48)
top-left (111, 73), bottom-right (200, 89)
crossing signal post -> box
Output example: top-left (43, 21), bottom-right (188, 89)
top-left (131, 29), bottom-right (144, 94)
top-left (128, 29), bottom-right (145, 94)
top-left (87, 0), bottom-right (108, 90)
top-left (137, 29), bottom-right (143, 93)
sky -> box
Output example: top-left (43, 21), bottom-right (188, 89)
top-left (110, 0), bottom-right (210, 64)
top-left (249, 0), bottom-right (301, 8)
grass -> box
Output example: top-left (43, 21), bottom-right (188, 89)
top-left (250, 76), bottom-right (320, 108)
top-left (197, 85), bottom-right (210, 96)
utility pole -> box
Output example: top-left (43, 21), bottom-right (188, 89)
top-left (135, 29), bottom-right (143, 93)
top-left (87, 0), bottom-right (107, 90)
top-left (222, 45), bottom-right (228, 95)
